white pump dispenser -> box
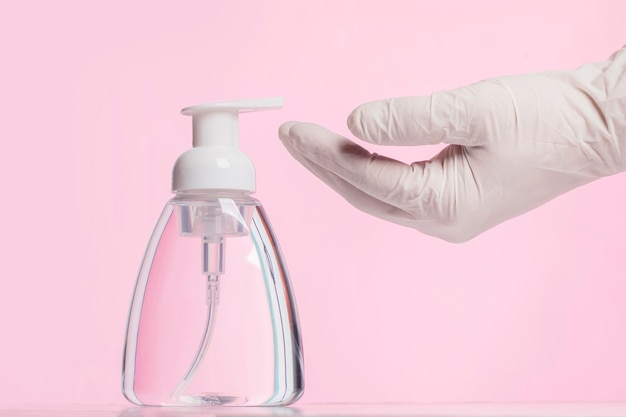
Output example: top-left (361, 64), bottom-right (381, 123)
top-left (123, 97), bottom-right (304, 407)
top-left (173, 97), bottom-right (283, 192)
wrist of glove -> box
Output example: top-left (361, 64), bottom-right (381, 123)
top-left (279, 46), bottom-right (626, 242)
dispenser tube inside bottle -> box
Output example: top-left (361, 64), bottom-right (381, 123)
top-left (171, 235), bottom-right (226, 404)
top-left (202, 236), bottom-right (225, 276)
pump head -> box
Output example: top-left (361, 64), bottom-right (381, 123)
top-left (172, 97), bottom-right (284, 193)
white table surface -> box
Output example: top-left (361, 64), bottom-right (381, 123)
top-left (3, 403), bottom-right (626, 417)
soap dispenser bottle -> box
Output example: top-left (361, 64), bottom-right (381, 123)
top-left (122, 98), bottom-right (304, 406)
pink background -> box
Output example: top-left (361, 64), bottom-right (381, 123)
top-left (1, 0), bottom-right (626, 406)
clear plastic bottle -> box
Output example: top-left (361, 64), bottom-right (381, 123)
top-left (122, 98), bottom-right (304, 406)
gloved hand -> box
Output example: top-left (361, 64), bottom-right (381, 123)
top-left (279, 47), bottom-right (626, 242)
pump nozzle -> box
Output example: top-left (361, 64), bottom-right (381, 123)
top-left (173, 98), bottom-right (284, 193)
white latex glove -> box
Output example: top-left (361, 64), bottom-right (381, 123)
top-left (279, 47), bottom-right (626, 242)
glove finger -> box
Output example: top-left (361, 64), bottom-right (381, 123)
top-left (279, 121), bottom-right (441, 214)
top-left (279, 134), bottom-right (417, 227)
top-left (347, 80), bottom-right (514, 147)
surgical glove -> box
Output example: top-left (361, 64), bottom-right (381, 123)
top-left (279, 47), bottom-right (626, 242)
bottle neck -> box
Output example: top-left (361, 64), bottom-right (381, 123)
top-left (171, 189), bottom-right (258, 204)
